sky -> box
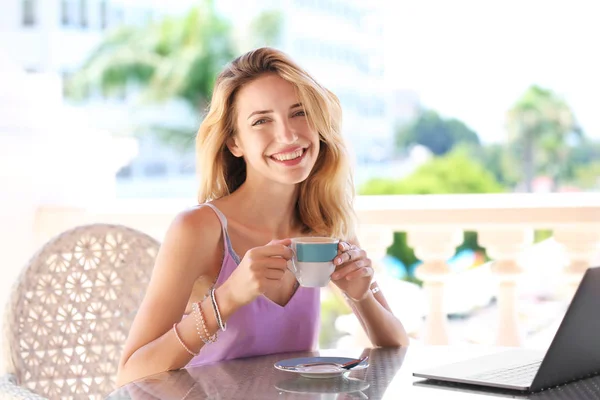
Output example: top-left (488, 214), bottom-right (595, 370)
top-left (385, 0), bottom-right (599, 143)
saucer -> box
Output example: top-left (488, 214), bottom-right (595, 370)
top-left (274, 356), bottom-right (369, 379)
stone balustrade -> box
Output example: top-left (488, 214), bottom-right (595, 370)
top-left (25, 193), bottom-right (600, 346)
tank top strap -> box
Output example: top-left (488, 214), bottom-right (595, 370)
top-left (200, 202), bottom-right (242, 267)
top-left (200, 203), bottom-right (229, 255)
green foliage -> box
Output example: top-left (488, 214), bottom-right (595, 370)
top-left (389, 231), bottom-right (417, 272)
top-left (534, 230), bottom-right (553, 243)
top-left (567, 139), bottom-right (600, 166)
top-left (360, 149), bottom-right (505, 195)
top-left (359, 150), bottom-right (505, 278)
top-left (69, 2), bottom-right (235, 107)
top-left (395, 110), bottom-right (480, 156)
top-left (506, 85), bottom-right (582, 191)
top-left (573, 161), bottom-right (600, 190)
top-left (561, 139), bottom-right (600, 187)
top-left (464, 143), bottom-right (520, 189)
top-left (66, 0), bottom-right (236, 148)
top-left (466, 137), bottom-right (599, 192)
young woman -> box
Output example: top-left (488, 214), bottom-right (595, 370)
top-left (117, 47), bottom-right (409, 387)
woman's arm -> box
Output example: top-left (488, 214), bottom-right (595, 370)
top-left (344, 281), bottom-right (410, 347)
top-left (116, 207), bottom-right (238, 386)
top-left (331, 238), bottom-right (410, 348)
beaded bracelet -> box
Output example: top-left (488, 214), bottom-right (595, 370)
top-left (193, 301), bottom-right (217, 344)
top-left (191, 302), bottom-right (209, 344)
top-left (172, 322), bottom-right (198, 356)
top-left (210, 288), bottom-right (227, 332)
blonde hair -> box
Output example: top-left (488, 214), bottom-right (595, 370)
top-left (196, 47), bottom-right (356, 240)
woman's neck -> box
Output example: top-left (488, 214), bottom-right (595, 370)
top-left (222, 182), bottom-right (301, 238)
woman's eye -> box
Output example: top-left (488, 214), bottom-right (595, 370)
top-left (252, 118), bottom-right (268, 126)
top-left (293, 110), bottom-right (306, 117)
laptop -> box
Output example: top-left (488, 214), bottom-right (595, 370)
top-left (413, 373), bottom-right (600, 399)
top-left (413, 266), bottom-right (600, 392)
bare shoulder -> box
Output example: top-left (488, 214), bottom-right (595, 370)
top-left (167, 205), bottom-right (223, 244)
top-left (169, 204), bottom-right (223, 236)
top-left (159, 205), bottom-right (224, 279)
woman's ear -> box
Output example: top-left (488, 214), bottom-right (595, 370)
top-left (226, 137), bottom-right (243, 158)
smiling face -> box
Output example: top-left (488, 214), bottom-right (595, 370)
top-left (227, 73), bottom-right (320, 187)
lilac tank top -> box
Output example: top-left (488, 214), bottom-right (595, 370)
top-left (186, 203), bottom-right (320, 367)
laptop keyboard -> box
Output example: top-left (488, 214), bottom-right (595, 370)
top-left (467, 361), bottom-right (542, 386)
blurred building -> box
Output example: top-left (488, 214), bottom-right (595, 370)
top-left (0, 0), bottom-right (158, 74)
top-left (1, 0), bottom-right (405, 197)
top-left (0, 0), bottom-right (198, 196)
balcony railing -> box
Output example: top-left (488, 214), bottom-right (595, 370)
top-left (27, 193), bottom-right (600, 346)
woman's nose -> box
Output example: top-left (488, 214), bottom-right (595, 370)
top-left (276, 120), bottom-right (298, 144)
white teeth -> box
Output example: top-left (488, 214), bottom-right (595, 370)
top-left (272, 149), bottom-right (303, 161)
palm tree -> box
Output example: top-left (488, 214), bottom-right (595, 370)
top-left (67, 0), bottom-right (236, 147)
top-left (506, 85), bottom-right (582, 192)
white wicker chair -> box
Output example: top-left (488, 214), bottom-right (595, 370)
top-left (1, 224), bottom-right (160, 400)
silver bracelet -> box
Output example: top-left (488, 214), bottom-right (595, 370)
top-left (343, 281), bottom-right (380, 303)
top-left (371, 281), bottom-right (381, 295)
top-left (210, 288), bottom-right (227, 332)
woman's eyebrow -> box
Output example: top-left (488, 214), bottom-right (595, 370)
top-left (247, 103), bottom-right (303, 119)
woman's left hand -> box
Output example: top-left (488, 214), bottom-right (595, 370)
top-left (330, 241), bottom-right (374, 301)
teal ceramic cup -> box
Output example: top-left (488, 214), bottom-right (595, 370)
top-left (288, 237), bottom-right (339, 287)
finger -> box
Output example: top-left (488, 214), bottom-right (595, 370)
top-left (345, 265), bottom-right (374, 280)
top-left (333, 258), bottom-right (371, 279)
top-left (334, 248), bottom-right (363, 265)
top-left (264, 268), bottom-right (286, 280)
top-left (263, 257), bottom-right (289, 270)
top-left (331, 262), bottom-right (361, 280)
top-left (338, 241), bottom-right (352, 253)
top-left (255, 243), bottom-right (293, 259)
top-left (268, 238), bottom-right (292, 247)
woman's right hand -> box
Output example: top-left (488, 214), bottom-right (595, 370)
top-left (221, 238), bottom-right (293, 307)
